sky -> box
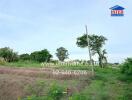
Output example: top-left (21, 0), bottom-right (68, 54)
top-left (0, 0), bottom-right (132, 63)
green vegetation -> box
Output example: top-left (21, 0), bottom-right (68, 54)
top-left (0, 57), bottom-right (6, 65)
top-left (0, 34), bottom-right (131, 100)
top-left (0, 47), bottom-right (52, 63)
top-left (30, 49), bottom-right (52, 62)
top-left (56, 47), bottom-right (69, 62)
top-left (121, 58), bottom-right (132, 75)
top-left (76, 34), bottom-right (107, 67)
top-left (0, 47), bottom-right (19, 62)
top-left (15, 67), bottom-right (131, 100)
top-left (21, 80), bottom-right (76, 100)
top-left (0, 61), bottom-right (131, 100)
top-left (20, 54), bottom-right (30, 61)
top-left (4, 60), bottom-right (41, 68)
top-left (48, 83), bottom-right (64, 100)
top-left (0, 34), bottom-right (108, 66)
top-left (3, 60), bottom-right (92, 69)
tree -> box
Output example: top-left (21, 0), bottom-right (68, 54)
top-left (30, 49), bottom-right (52, 62)
top-left (0, 47), bottom-right (18, 62)
top-left (76, 34), bottom-right (107, 68)
top-left (56, 47), bottom-right (69, 62)
top-left (20, 53), bottom-right (30, 60)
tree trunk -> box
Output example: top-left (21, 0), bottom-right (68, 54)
top-left (98, 52), bottom-right (103, 68)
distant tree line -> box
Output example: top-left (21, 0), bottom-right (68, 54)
top-left (0, 34), bottom-right (108, 68)
top-left (0, 47), bottom-right (69, 63)
top-left (20, 49), bottom-right (52, 62)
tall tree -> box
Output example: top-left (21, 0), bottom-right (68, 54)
top-left (56, 47), bottom-right (69, 62)
top-left (76, 34), bottom-right (107, 67)
top-left (0, 47), bottom-right (18, 62)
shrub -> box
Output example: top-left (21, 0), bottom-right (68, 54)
top-left (118, 74), bottom-right (132, 82)
top-left (121, 58), bottom-right (132, 75)
top-left (48, 84), bottom-right (64, 100)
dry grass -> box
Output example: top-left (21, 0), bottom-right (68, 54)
top-left (0, 74), bottom-right (35, 100)
top-left (0, 66), bottom-right (92, 80)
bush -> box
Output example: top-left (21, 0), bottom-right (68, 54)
top-left (121, 58), bottom-right (132, 75)
top-left (118, 74), bottom-right (132, 83)
top-left (48, 83), bottom-right (64, 100)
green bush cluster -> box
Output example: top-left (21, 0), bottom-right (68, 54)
top-left (48, 83), bottom-right (64, 100)
top-left (121, 58), bottom-right (132, 75)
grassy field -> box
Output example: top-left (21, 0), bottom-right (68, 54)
top-left (4, 61), bottom-right (93, 70)
top-left (0, 62), bottom-right (132, 100)
top-left (4, 61), bottom-right (42, 68)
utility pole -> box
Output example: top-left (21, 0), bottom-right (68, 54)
top-left (85, 25), bottom-right (94, 75)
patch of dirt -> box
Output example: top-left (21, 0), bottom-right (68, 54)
top-left (0, 74), bottom-right (36, 100)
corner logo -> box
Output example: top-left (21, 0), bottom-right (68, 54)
top-left (110, 5), bottom-right (125, 16)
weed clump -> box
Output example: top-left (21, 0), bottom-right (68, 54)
top-left (48, 83), bottom-right (64, 100)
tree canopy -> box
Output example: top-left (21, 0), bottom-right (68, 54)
top-left (0, 47), bottom-right (18, 62)
top-left (56, 47), bottom-right (69, 62)
top-left (76, 34), bottom-right (107, 67)
top-left (30, 49), bottom-right (52, 62)
top-left (20, 53), bottom-right (30, 61)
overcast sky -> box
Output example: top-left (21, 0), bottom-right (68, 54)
top-left (0, 0), bottom-right (132, 63)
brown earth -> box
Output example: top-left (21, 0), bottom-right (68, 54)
top-left (0, 66), bottom-right (91, 100)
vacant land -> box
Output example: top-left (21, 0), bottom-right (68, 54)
top-left (0, 66), bottom-right (91, 100)
top-left (0, 65), bottom-right (131, 100)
